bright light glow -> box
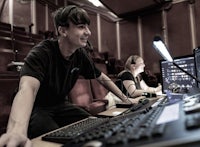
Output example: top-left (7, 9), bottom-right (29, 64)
top-left (88, 0), bottom-right (103, 7)
top-left (153, 39), bottom-right (173, 62)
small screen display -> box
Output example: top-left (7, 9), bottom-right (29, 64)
top-left (160, 55), bottom-right (197, 93)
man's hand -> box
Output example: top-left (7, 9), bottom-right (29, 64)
top-left (0, 132), bottom-right (32, 147)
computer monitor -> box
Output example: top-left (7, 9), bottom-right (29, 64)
top-left (194, 47), bottom-right (200, 88)
top-left (160, 55), bottom-right (197, 93)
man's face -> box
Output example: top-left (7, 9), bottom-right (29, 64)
top-left (66, 22), bottom-right (91, 48)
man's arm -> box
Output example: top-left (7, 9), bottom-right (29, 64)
top-left (96, 72), bottom-right (131, 103)
top-left (0, 76), bottom-right (40, 147)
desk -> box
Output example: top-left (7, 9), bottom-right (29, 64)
top-left (32, 138), bottom-right (61, 147)
top-left (31, 97), bottom-right (162, 147)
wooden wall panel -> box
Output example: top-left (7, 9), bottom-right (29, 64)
top-left (194, 0), bottom-right (200, 47)
top-left (100, 16), bottom-right (117, 56)
top-left (167, 2), bottom-right (192, 57)
top-left (142, 11), bottom-right (163, 73)
top-left (87, 10), bottom-right (98, 50)
top-left (48, 7), bottom-right (56, 32)
top-left (120, 20), bottom-right (138, 62)
top-left (13, 0), bottom-right (31, 30)
top-left (36, 1), bottom-right (46, 34)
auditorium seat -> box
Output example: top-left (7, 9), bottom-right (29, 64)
top-left (69, 76), bottom-right (108, 115)
top-left (0, 22), bottom-right (11, 31)
top-left (115, 59), bottom-right (124, 73)
top-left (91, 58), bottom-right (109, 100)
top-left (0, 49), bottom-right (15, 71)
top-left (13, 40), bottom-right (35, 56)
top-left (68, 57), bottom-right (112, 115)
top-left (11, 25), bottom-right (36, 57)
top-left (0, 30), bottom-right (12, 39)
top-left (0, 30), bottom-right (14, 49)
top-left (29, 33), bottom-right (44, 44)
top-left (12, 25), bottom-right (26, 35)
top-left (13, 33), bottom-right (32, 43)
top-left (0, 38), bottom-right (13, 50)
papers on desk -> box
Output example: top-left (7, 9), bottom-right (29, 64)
top-left (156, 103), bottom-right (180, 125)
top-left (98, 108), bottom-right (127, 117)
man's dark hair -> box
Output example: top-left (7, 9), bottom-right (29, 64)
top-left (53, 5), bottom-right (90, 31)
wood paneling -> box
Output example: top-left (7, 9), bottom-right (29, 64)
top-left (195, 0), bottom-right (200, 47)
top-left (167, 2), bottom-right (192, 57)
top-left (87, 10), bottom-right (98, 50)
top-left (100, 16), bottom-right (117, 56)
top-left (36, 1), bottom-right (46, 33)
top-left (142, 11), bottom-right (163, 73)
top-left (13, 0), bottom-right (31, 28)
top-left (120, 20), bottom-right (139, 62)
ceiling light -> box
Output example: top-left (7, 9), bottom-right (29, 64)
top-left (88, 0), bottom-right (103, 7)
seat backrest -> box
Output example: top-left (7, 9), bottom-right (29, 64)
top-left (90, 79), bottom-right (108, 100)
top-left (68, 77), bottom-right (93, 108)
top-left (0, 49), bottom-right (15, 71)
top-left (91, 60), bottom-right (109, 99)
top-left (0, 38), bottom-right (13, 49)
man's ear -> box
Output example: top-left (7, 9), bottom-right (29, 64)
top-left (58, 26), bottom-right (67, 37)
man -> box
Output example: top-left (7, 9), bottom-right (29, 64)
top-left (0, 5), bottom-right (132, 147)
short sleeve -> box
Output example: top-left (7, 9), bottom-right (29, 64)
top-left (120, 72), bottom-right (134, 81)
top-left (20, 43), bottom-right (49, 82)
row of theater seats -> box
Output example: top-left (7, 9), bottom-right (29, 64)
top-left (0, 22), bottom-right (43, 135)
top-left (0, 21), bottom-right (44, 72)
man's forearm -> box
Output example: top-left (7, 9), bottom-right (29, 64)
top-left (97, 73), bottom-right (130, 102)
top-left (7, 89), bottom-right (36, 135)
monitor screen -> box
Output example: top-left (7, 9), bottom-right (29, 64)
top-left (160, 55), bottom-right (197, 93)
top-left (194, 47), bottom-right (200, 88)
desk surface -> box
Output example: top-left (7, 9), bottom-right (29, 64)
top-left (32, 138), bottom-right (61, 147)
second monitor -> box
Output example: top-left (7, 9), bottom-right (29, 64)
top-left (160, 55), bottom-right (197, 93)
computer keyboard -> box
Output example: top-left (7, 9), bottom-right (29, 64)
top-left (42, 117), bottom-right (109, 143)
top-left (42, 104), bottom-right (165, 146)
